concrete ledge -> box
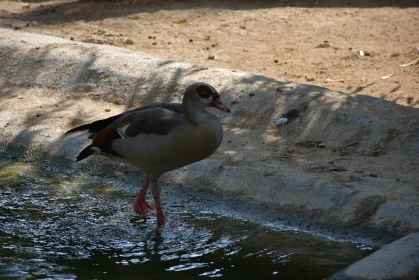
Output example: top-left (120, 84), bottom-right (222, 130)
top-left (1, 28), bottom-right (419, 242)
top-left (330, 232), bottom-right (419, 280)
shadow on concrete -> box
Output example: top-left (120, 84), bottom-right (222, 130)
top-left (3, 0), bottom-right (419, 26)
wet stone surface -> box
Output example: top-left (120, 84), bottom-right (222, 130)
top-left (0, 160), bottom-right (373, 279)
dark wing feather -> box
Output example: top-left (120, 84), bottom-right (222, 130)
top-left (139, 103), bottom-right (183, 115)
top-left (75, 145), bottom-right (95, 162)
top-left (66, 114), bottom-right (122, 136)
top-left (117, 108), bottom-right (183, 137)
top-left (65, 102), bottom-right (183, 135)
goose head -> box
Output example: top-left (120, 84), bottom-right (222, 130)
top-left (183, 82), bottom-right (230, 113)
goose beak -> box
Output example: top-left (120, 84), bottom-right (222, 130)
top-left (210, 98), bottom-right (230, 113)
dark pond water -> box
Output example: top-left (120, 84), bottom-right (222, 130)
top-left (0, 161), bottom-right (373, 279)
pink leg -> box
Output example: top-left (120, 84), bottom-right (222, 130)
top-left (151, 180), bottom-right (166, 224)
top-left (133, 176), bottom-right (154, 213)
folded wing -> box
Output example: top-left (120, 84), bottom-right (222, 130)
top-left (72, 107), bottom-right (183, 162)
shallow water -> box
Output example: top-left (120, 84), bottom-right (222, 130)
top-left (0, 161), bottom-right (373, 279)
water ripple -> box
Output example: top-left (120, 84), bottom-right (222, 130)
top-left (0, 161), bottom-right (373, 279)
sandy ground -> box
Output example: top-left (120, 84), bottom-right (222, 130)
top-left (0, 0), bottom-right (418, 107)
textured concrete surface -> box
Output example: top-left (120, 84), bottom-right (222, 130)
top-left (0, 28), bottom-right (418, 243)
top-left (330, 232), bottom-right (419, 280)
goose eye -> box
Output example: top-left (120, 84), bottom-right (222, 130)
top-left (199, 88), bottom-right (211, 98)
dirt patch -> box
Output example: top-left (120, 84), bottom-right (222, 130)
top-left (0, 0), bottom-right (418, 107)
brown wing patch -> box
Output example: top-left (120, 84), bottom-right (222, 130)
top-left (91, 125), bottom-right (119, 147)
top-left (92, 114), bottom-right (135, 147)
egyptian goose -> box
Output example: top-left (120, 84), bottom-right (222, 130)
top-left (66, 82), bottom-right (230, 223)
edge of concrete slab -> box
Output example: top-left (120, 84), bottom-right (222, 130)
top-left (329, 232), bottom-right (419, 280)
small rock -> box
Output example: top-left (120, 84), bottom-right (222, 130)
top-left (315, 42), bottom-right (330, 48)
top-left (407, 97), bottom-right (413, 104)
top-left (264, 172), bottom-right (274, 177)
top-left (274, 59), bottom-right (279, 63)
top-left (249, 92), bottom-right (255, 97)
top-left (208, 55), bottom-right (215, 60)
top-left (227, 140), bottom-right (232, 143)
top-left (152, 42), bottom-right (157, 45)
top-left (369, 173), bottom-right (378, 177)
top-left (35, 114), bottom-right (41, 117)
top-left (70, 37), bottom-right (74, 40)
top-left (189, 39), bottom-right (193, 42)
top-left (317, 142), bottom-right (326, 148)
top-left (105, 108), bottom-right (111, 112)
top-left (205, 36), bottom-right (210, 40)
top-left (173, 18), bottom-right (187, 24)
top-left (275, 117), bottom-right (288, 126)
top-left (124, 38), bottom-right (134, 45)
top-left (359, 50), bottom-right (371, 56)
